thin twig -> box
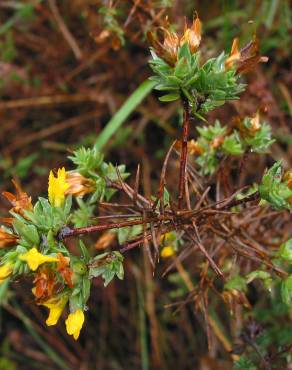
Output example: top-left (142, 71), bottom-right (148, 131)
top-left (48, 0), bottom-right (83, 60)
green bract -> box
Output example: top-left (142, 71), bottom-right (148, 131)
top-left (149, 43), bottom-right (245, 115)
top-left (241, 117), bottom-right (275, 153)
top-left (68, 147), bottom-right (129, 205)
top-left (259, 161), bottom-right (292, 211)
top-left (24, 196), bottom-right (72, 233)
top-left (278, 238), bottom-right (292, 262)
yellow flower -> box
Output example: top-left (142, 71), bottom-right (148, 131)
top-left (41, 296), bottom-right (68, 326)
top-left (48, 167), bottom-right (69, 207)
top-left (19, 247), bottom-right (58, 271)
top-left (65, 309), bottom-right (85, 340)
top-left (160, 232), bottom-right (176, 258)
top-left (161, 245), bottom-right (175, 258)
top-left (0, 262), bottom-right (13, 284)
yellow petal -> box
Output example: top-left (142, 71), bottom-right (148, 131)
top-left (161, 245), bottom-right (175, 258)
top-left (42, 296), bottom-right (68, 326)
top-left (19, 247), bottom-right (58, 271)
top-left (0, 262), bottom-right (13, 280)
top-left (65, 309), bottom-right (85, 340)
top-left (48, 167), bottom-right (69, 207)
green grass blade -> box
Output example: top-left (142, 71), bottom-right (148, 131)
top-left (94, 79), bottom-right (155, 151)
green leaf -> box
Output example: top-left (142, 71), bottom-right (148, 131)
top-left (72, 198), bottom-right (95, 227)
top-left (174, 57), bottom-right (188, 78)
top-left (0, 278), bottom-right (10, 305)
top-left (246, 270), bottom-right (271, 283)
top-left (177, 43), bottom-right (191, 61)
top-left (281, 275), bottom-right (292, 307)
top-left (117, 224), bottom-right (142, 244)
top-left (68, 147), bottom-right (104, 175)
top-left (63, 195), bottom-right (72, 218)
top-left (158, 93), bottom-right (180, 102)
top-left (224, 275), bottom-right (247, 292)
top-left (259, 161), bottom-right (292, 211)
top-left (278, 239), bottom-right (292, 262)
top-left (243, 121), bottom-right (274, 153)
top-left (246, 270), bottom-right (272, 290)
top-left (69, 292), bottom-right (83, 312)
top-left (233, 356), bottom-right (257, 370)
top-left (222, 132), bottom-right (244, 156)
top-left (197, 120), bottom-right (226, 141)
top-left (82, 277), bottom-right (91, 303)
top-left (13, 219), bottom-right (40, 247)
top-left (79, 240), bottom-right (90, 263)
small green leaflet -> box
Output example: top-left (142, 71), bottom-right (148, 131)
top-left (89, 251), bottom-right (124, 287)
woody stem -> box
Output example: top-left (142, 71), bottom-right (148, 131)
top-left (58, 215), bottom-right (172, 240)
top-left (178, 97), bottom-right (190, 209)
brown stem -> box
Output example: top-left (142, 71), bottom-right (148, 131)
top-left (59, 215), bottom-right (172, 239)
top-left (178, 97), bottom-right (190, 209)
top-left (219, 190), bottom-right (260, 210)
top-left (59, 219), bottom-right (146, 239)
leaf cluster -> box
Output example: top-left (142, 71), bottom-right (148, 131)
top-left (69, 147), bottom-right (129, 206)
top-left (89, 251), bottom-right (124, 287)
top-left (149, 43), bottom-right (245, 115)
top-left (194, 119), bottom-right (274, 175)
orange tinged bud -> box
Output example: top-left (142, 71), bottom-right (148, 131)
top-left (284, 170), bottom-right (292, 189)
top-left (57, 253), bottom-right (73, 288)
top-left (180, 17), bottom-right (201, 53)
top-left (211, 136), bottom-right (225, 149)
top-left (0, 228), bottom-right (18, 248)
top-left (65, 172), bottom-right (95, 197)
top-left (249, 111), bottom-right (261, 133)
top-left (33, 268), bottom-right (56, 301)
top-left (148, 16), bottom-right (202, 66)
top-left (2, 179), bottom-right (32, 217)
top-left (95, 231), bottom-right (116, 250)
top-left (225, 38), bottom-right (240, 70)
top-left (225, 37), bottom-right (268, 73)
top-left (188, 140), bottom-right (204, 155)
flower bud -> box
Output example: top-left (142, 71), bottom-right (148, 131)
top-left (66, 172), bottom-right (95, 197)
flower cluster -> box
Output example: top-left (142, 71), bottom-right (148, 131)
top-left (148, 16), bottom-right (267, 115)
top-left (0, 149), bottom-right (126, 340)
top-left (147, 16), bottom-right (201, 66)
